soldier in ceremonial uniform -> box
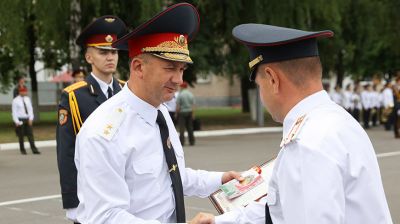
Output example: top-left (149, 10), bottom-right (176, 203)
top-left (190, 24), bottom-right (392, 224)
top-left (74, 3), bottom-right (242, 223)
top-left (56, 15), bottom-right (127, 223)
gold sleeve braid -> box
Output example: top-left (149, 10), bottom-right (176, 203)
top-left (68, 91), bottom-right (83, 135)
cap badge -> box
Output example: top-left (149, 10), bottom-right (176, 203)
top-left (105, 35), bottom-right (113, 43)
top-left (104, 18), bottom-right (115, 23)
top-left (177, 35), bottom-right (186, 46)
top-left (249, 55), bottom-right (263, 70)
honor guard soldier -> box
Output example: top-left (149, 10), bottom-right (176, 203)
top-left (73, 3), bottom-right (242, 224)
top-left (190, 24), bottom-right (392, 224)
top-left (56, 15), bottom-right (127, 223)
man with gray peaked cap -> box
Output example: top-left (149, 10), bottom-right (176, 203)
top-left (190, 24), bottom-right (392, 224)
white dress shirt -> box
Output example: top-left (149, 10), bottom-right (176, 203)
top-left (370, 90), bottom-right (380, 108)
top-left (11, 95), bottom-right (34, 125)
top-left (75, 85), bottom-right (223, 223)
top-left (329, 91), bottom-right (343, 106)
top-left (91, 73), bottom-right (114, 98)
top-left (361, 90), bottom-right (372, 109)
top-left (342, 90), bottom-right (353, 110)
top-left (351, 93), bottom-right (362, 110)
top-left (215, 90), bottom-right (392, 224)
top-left (382, 87), bottom-right (394, 108)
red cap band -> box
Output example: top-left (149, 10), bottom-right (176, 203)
top-left (128, 33), bottom-right (189, 58)
top-left (86, 34), bottom-right (117, 47)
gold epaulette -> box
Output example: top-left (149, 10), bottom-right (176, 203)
top-left (280, 114), bottom-right (307, 148)
top-left (63, 81), bottom-right (87, 93)
top-left (117, 79), bottom-right (126, 85)
top-left (64, 82), bottom-right (86, 135)
top-left (69, 91), bottom-right (83, 135)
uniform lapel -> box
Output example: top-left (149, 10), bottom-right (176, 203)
top-left (86, 74), bottom-right (107, 105)
top-left (112, 77), bottom-right (123, 94)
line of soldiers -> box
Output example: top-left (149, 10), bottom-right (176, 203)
top-left (330, 78), bottom-right (400, 138)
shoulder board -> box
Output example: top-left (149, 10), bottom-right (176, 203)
top-left (98, 106), bottom-right (126, 141)
top-left (280, 114), bottom-right (307, 148)
top-left (118, 79), bottom-right (126, 85)
top-left (63, 81), bottom-right (87, 93)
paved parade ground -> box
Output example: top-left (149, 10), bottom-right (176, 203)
top-left (0, 127), bottom-right (399, 223)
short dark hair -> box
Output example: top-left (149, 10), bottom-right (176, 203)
top-left (272, 56), bottom-right (322, 88)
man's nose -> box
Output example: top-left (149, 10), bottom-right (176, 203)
top-left (172, 71), bottom-right (184, 85)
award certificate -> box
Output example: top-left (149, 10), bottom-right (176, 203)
top-left (209, 158), bottom-right (276, 214)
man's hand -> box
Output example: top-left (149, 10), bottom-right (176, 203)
top-left (221, 171), bottom-right (243, 184)
top-left (189, 212), bottom-right (215, 224)
top-left (28, 120), bottom-right (33, 126)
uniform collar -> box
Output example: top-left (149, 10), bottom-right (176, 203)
top-left (282, 90), bottom-right (331, 137)
top-left (122, 85), bottom-right (158, 126)
top-left (91, 73), bottom-right (114, 96)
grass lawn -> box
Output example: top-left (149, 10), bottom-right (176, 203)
top-left (0, 108), bottom-right (279, 143)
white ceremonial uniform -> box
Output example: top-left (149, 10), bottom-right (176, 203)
top-left (361, 90), bottom-right (372, 109)
top-left (329, 91), bottom-right (343, 106)
top-left (215, 90), bottom-right (392, 224)
top-left (75, 85), bottom-right (223, 224)
top-left (11, 95), bottom-right (34, 125)
top-left (342, 90), bottom-right (353, 110)
top-left (352, 93), bottom-right (362, 110)
top-left (164, 92), bottom-right (178, 112)
top-left (371, 90), bottom-right (380, 109)
top-left (382, 87), bottom-right (394, 108)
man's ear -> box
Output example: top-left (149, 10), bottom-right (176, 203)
top-left (85, 51), bottom-right (92, 64)
top-left (130, 57), bottom-right (144, 79)
top-left (264, 65), bottom-right (280, 94)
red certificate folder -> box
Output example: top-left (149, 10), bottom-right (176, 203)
top-left (209, 158), bottom-right (276, 214)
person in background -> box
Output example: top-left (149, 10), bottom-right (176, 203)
top-left (351, 84), bottom-right (362, 122)
top-left (56, 15), bottom-right (127, 224)
top-left (393, 76), bottom-right (400, 138)
top-left (164, 91), bottom-right (178, 124)
top-left (71, 70), bottom-right (86, 83)
top-left (342, 84), bottom-right (353, 114)
top-left (381, 82), bottom-right (394, 130)
top-left (13, 76), bottom-right (27, 98)
top-left (176, 81), bottom-right (196, 146)
top-left (11, 87), bottom-right (40, 155)
top-left (361, 84), bottom-right (372, 129)
top-left (330, 85), bottom-right (343, 107)
top-left (371, 84), bottom-right (380, 126)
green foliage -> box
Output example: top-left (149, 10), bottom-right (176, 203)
top-left (1, 0), bottom-right (400, 90)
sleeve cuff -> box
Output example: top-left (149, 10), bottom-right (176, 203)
top-left (214, 211), bottom-right (239, 224)
top-left (208, 172), bottom-right (224, 192)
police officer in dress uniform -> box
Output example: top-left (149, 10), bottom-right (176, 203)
top-left (11, 86), bottom-right (40, 155)
top-left (74, 3), bottom-right (242, 223)
top-left (56, 15), bottom-right (127, 223)
top-left (190, 24), bottom-right (392, 224)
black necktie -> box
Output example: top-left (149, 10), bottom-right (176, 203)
top-left (156, 110), bottom-right (185, 222)
top-left (22, 97), bottom-right (28, 114)
top-left (265, 202), bottom-right (273, 224)
top-left (107, 87), bottom-right (113, 99)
